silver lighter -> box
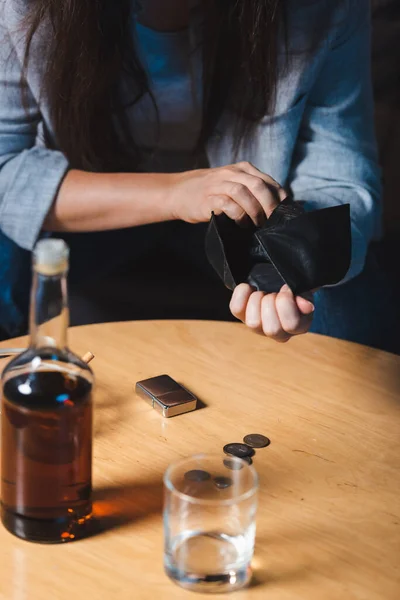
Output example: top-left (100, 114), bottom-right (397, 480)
top-left (135, 374), bottom-right (198, 418)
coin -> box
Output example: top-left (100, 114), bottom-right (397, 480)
top-left (243, 434), bottom-right (271, 448)
top-left (223, 458), bottom-right (243, 471)
top-left (214, 476), bottom-right (233, 489)
top-left (184, 470), bottom-right (211, 482)
top-left (223, 443), bottom-right (255, 459)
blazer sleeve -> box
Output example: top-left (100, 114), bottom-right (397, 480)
top-left (0, 6), bottom-right (69, 251)
top-left (288, 0), bottom-right (382, 283)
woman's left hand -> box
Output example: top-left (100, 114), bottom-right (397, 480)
top-left (230, 283), bottom-right (315, 342)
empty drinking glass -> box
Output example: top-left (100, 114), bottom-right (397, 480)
top-left (163, 454), bottom-right (258, 593)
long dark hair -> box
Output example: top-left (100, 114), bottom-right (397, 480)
top-left (22, 0), bottom-right (286, 172)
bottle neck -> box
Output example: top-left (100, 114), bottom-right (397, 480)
top-left (29, 268), bottom-right (69, 350)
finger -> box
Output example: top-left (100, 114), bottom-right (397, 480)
top-left (209, 195), bottom-right (247, 223)
top-left (245, 291), bottom-right (265, 333)
top-left (277, 284), bottom-right (315, 316)
top-left (235, 161), bottom-right (289, 203)
top-left (230, 173), bottom-right (280, 218)
top-left (219, 181), bottom-right (265, 226)
top-left (260, 293), bottom-right (291, 342)
top-left (296, 295), bottom-right (315, 316)
top-left (275, 285), bottom-right (313, 335)
top-left (230, 283), bottom-right (254, 322)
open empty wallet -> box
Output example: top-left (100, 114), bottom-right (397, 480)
top-left (205, 198), bottom-right (351, 295)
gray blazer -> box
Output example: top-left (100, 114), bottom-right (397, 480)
top-left (0, 0), bottom-right (381, 284)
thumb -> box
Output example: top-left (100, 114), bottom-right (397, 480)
top-left (296, 294), bottom-right (315, 315)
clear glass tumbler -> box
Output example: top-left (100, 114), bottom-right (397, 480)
top-left (163, 454), bottom-right (258, 593)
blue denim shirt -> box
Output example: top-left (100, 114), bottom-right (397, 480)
top-left (0, 0), bottom-right (381, 336)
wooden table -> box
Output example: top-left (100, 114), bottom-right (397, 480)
top-left (0, 321), bottom-right (399, 600)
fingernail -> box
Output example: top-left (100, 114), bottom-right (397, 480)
top-left (303, 300), bottom-right (315, 312)
top-left (280, 284), bottom-right (292, 293)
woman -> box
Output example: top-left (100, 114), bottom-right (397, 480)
top-left (0, 0), bottom-right (390, 348)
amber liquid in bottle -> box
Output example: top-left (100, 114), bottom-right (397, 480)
top-left (1, 240), bottom-right (93, 543)
top-left (1, 369), bottom-right (92, 542)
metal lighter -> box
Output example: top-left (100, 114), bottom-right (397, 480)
top-left (135, 374), bottom-right (198, 418)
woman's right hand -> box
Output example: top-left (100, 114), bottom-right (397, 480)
top-left (166, 161), bottom-right (288, 226)
top-left (46, 162), bottom-right (286, 238)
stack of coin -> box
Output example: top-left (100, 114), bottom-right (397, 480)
top-left (223, 434), bottom-right (271, 469)
top-left (223, 443), bottom-right (255, 460)
top-left (183, 433), bottom-right (271, 485)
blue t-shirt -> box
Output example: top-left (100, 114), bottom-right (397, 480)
top-left (132, 20), bottom-right (204, 173)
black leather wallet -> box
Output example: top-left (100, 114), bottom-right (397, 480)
top-left (205, 198), bottom-right (351, 295)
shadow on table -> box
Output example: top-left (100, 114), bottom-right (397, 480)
top-left (93, 386), bottom-right (207, 438)
top-left (249, 566), bottom-right (307, 589)
top-left (88, 478), bottom-right (163, 537)
top-left (93, 386), bottom-right (131, 439)
top-left (193, 396), bottom-right (207, 411)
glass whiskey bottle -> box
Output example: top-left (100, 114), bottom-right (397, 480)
top-left (1, 239), bottom-right (93, 543)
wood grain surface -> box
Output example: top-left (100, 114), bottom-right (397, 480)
top-left (0, 321), bottom-right (399, 600)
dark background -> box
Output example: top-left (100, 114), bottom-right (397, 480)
top-left (372, 0), bottom-right (400, 296)
top-left (68, 2), bottom-right (400, 335)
